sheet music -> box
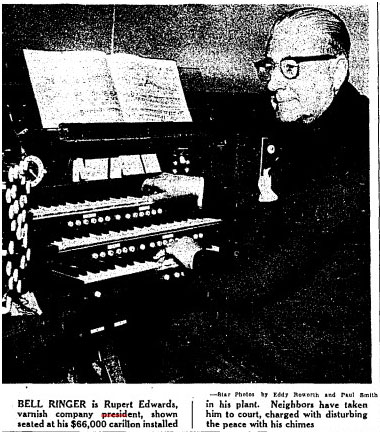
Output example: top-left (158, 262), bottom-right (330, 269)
top-left (107, 53), bottom-right (192, 122)
top-left (109, 154), bottom-right (145, 178)
top-left (24, 50), bottom-right (192, 126)
top-left (23, 50), bottom-right (124, 128)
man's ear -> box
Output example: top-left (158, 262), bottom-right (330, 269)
top-left (333, 55), bottom-right (349, 93)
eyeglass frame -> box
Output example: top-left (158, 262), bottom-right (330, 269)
top-left (254, 54), bottom-right (337, 81)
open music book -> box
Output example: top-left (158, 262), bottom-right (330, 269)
top-left (23, 49), bottom-right (192, 128)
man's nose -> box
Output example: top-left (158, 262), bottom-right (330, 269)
top-left (267, 65), bottom-right (287, 92)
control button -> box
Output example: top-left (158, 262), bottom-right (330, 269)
top-left (11, 185), bottom-right (17, 199)
top-left (145, 210), bottom-right (151, 216)
top-left (199, 232), bottom-right (204, 238)
top-left (193, 233), bottom-right (199, 239)
top-left (13, 269), bottom-right (19, 282)
top-left (151, 209), bottom-right (157, 215)
top-left (98, 216), bottom-right (104, 223)
top-left (75, 219), bottom-right (81, 226)
top-left (163, 239), bottom-right (168, 245)
top-left (172, 169), bottom-right (178, 174)
top-left (139, 211), bottom-right (144, 217)
top-left (116, 248), bottom-right (122, 255)
top-left (8, 241), bottom-right (15, 255)
top-left (125, 213), bottom-right (131, 219)
top-left (174, 272), bottom-right (180, 278)
top-left (20, 256), bottom-right (26, 270)
top-left (5, 189), bottom-right (12, 204)
top-left (122, 247), bottom-right (128, 253)
top-left (108, 250), bottom-right (114, 257)
top-left (140, 244), bottom-right (146, 250)
top-left (91, 218), bottom-right (97, 224)
top-left (100, 251), bottom-right (106, 258)
top-left (149, 242), bottom-right (155, 248)
top-left (94, 291), bottom-right (102, 298)
top-left (184, 167), bottom-right (190, 173)
top-left (92, 253), bottom-right (99, 259)
top-left (16, 227), bottom-right (23, 240)
top-left (129, 246), bottom-right (135, 252)
top-left (157, 208), bottom-right (163, 214)
top-left (132, 212), bottom-right (138, 218)
top-left (115, 214), bottom-right (121, 220)
top-left (105, 215), bottom-right (111, 222)
top-left (157, 240), bottom-right (162, 247)
top-left (6, 261), bottom-right (12, 276)
top-left (163, 274), bottom-right (170, 281)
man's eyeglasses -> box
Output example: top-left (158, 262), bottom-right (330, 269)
top-left (254, 54), bottom-right (336, 81)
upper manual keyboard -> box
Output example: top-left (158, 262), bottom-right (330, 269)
top-left (30, 193), bottom-right (171, 219)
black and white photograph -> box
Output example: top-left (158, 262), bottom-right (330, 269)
top-left (1, 0), bottom-right (377, 398)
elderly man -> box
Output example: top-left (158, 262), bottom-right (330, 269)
top-left (159, 7), bottom-right (370, 383)
top-left (259, 8), bottom-right (350, 124)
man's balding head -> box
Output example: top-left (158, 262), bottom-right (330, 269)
top-left (268, 8), bottom-right (350, 59)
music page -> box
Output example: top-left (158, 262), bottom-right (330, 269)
top-left (107, 53), bottom-right (192, 122)
top-left (23, 49), bottom-right (124, 128)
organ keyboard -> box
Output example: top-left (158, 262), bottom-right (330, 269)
top-left (51, 217), bottom-right (220, 252)
top-left (53, 257), bottom-right (181, 284)
top-left (30, 195), bottom-right (156, 219)
top-left (15, 121), bottom-right (223, 324)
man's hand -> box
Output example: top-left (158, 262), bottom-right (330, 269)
top-left (154, 236), bottom-right (201, 269)
top-left (142, 172), bottom-right (205, 207)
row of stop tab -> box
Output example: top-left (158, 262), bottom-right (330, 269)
top-left (89, 232), bottom-right (205, 260)
top-left (65, 207), bottom-right (164, 228)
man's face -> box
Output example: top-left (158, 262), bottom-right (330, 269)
top-left (266, 19), bottom-right (337, 124)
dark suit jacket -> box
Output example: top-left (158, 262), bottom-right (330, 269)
top-left (191, 81), bottom-right (371, 382)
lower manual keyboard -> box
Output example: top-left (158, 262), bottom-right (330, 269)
top-left (51, 217), bottom-right (221, 252)
top-left (52, 257), bottom-right (179, 284)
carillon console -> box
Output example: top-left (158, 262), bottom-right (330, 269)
top-left (24, 122), bottom-right (220, 299)
top-left (3, 118), bottom-right (223, 382)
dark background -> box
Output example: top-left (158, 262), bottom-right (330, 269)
top-left (2, 4), bottom-right (369, 96)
